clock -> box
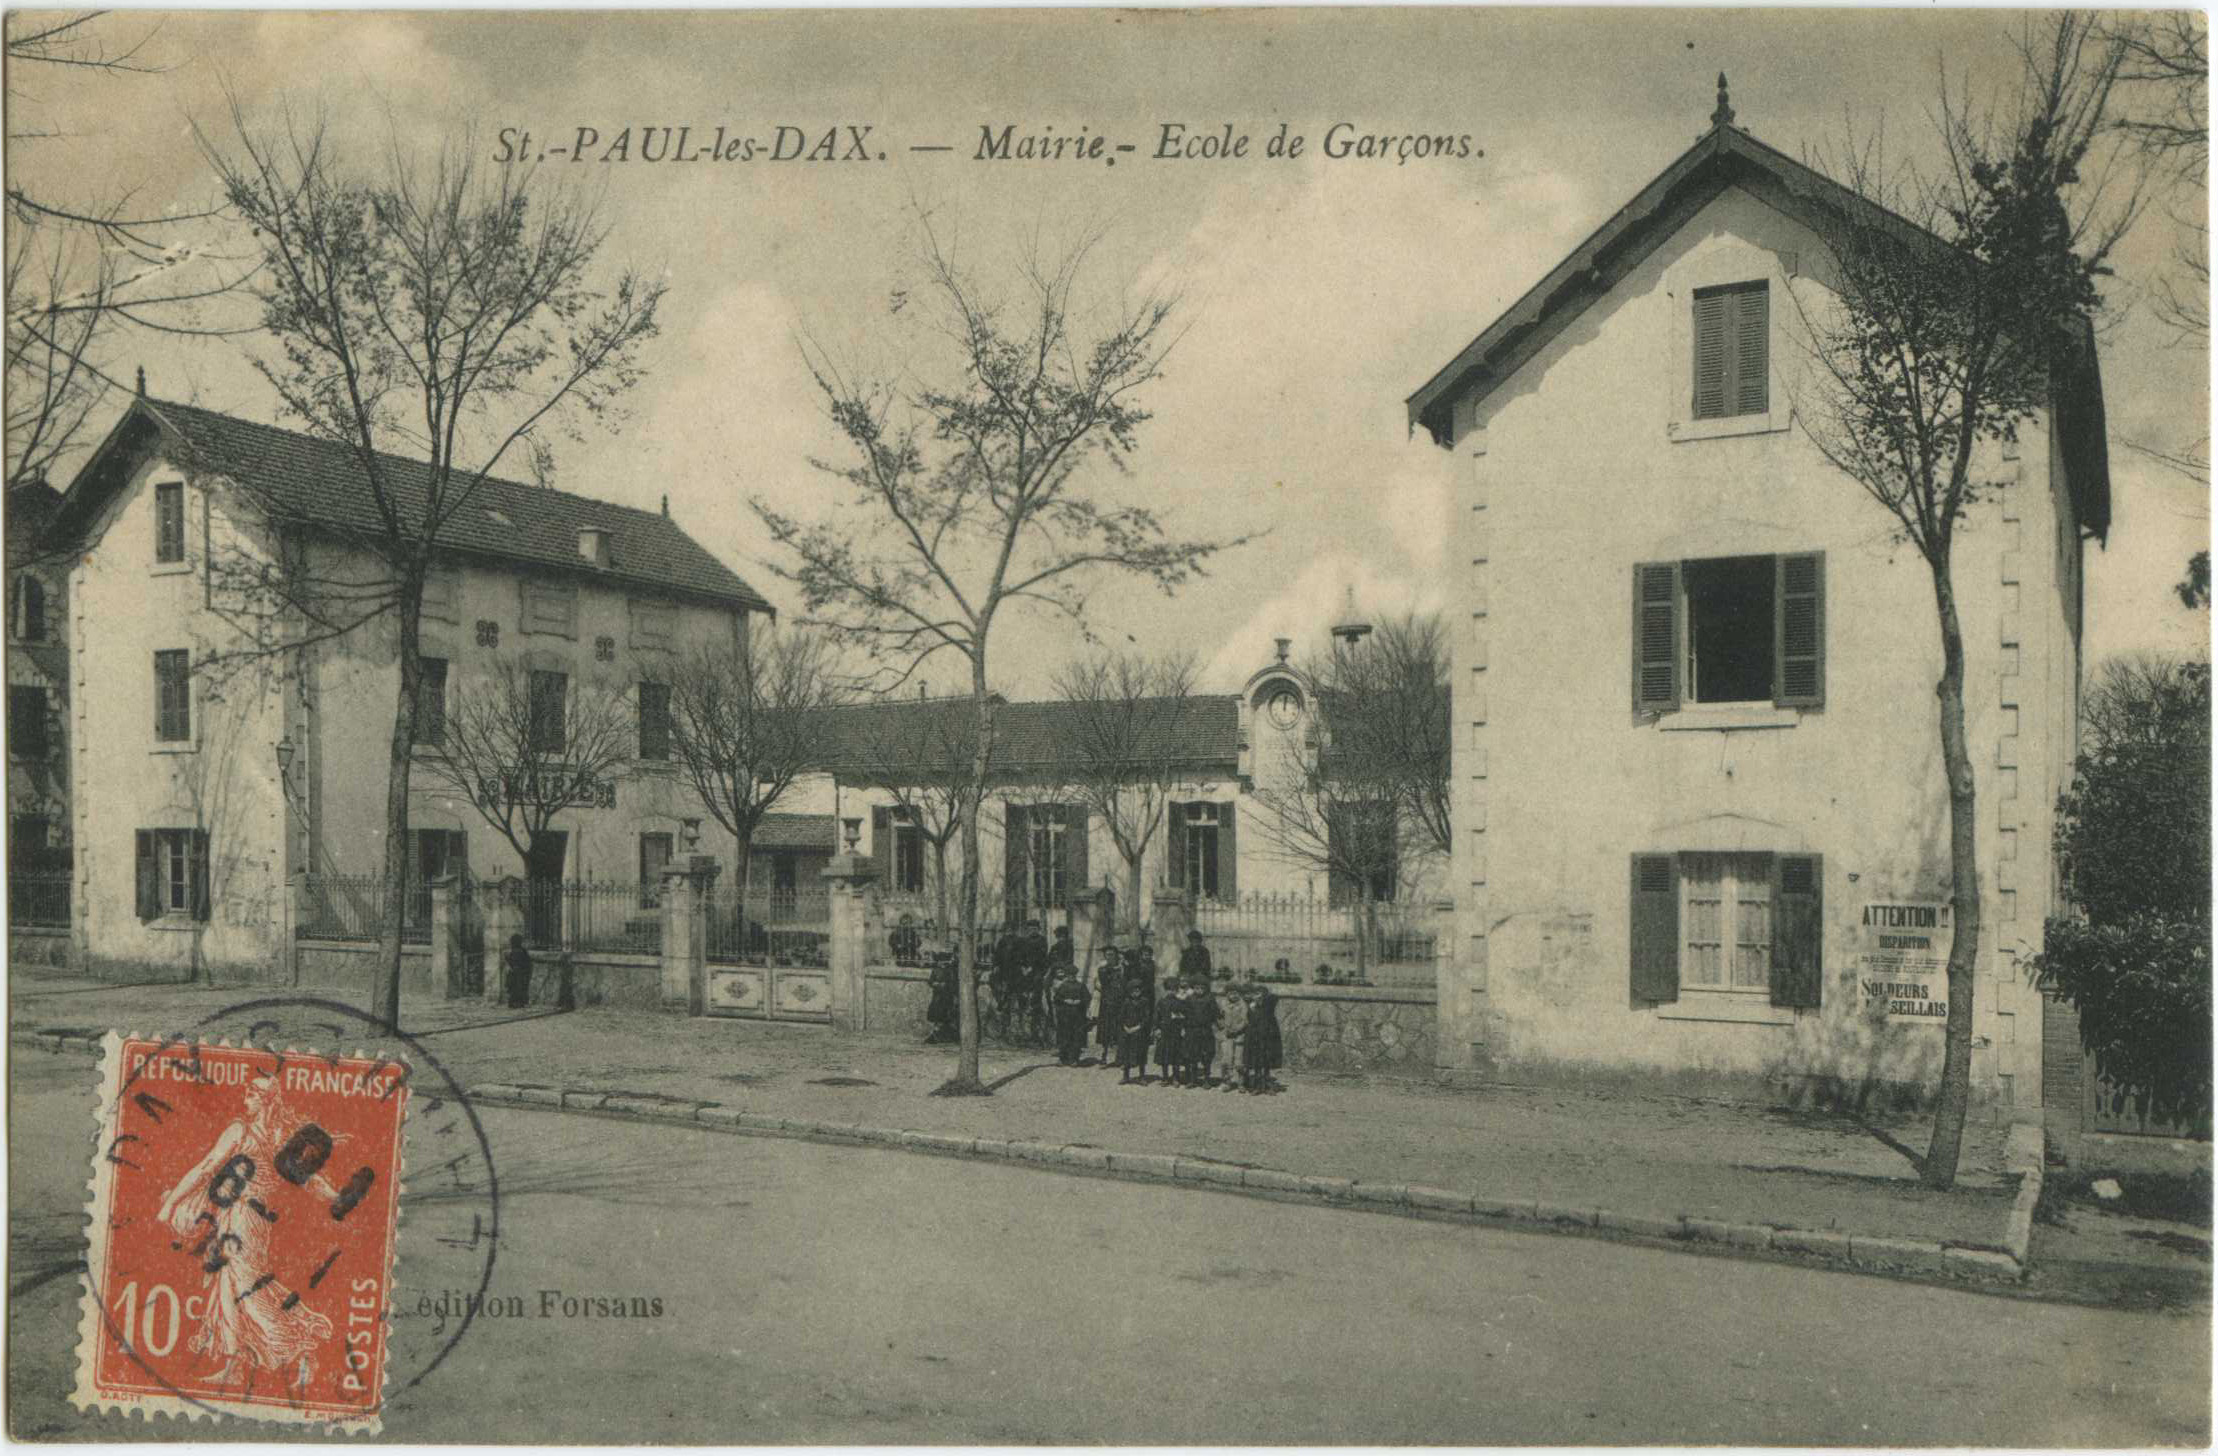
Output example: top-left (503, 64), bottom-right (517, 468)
top-left (1265, 688), bottom-right (1301, 731)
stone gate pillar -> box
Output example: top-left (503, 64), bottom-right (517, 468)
top-left (660, 856), bottom-right (718, 1015)
top-left (482, 877), bottom-right (523, 1006)
top-left (428, 875), bottom-right (456, 999)
top-left (1150, 884), bottom-right (1193, 955)
top-left (822, 851), bottom-right (878, 1032)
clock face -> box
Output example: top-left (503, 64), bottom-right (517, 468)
top-left (1266, 689), bottom-right (1301, 731)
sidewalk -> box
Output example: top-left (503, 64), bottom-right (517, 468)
top-left (12, 975), bottom-right (2028, 1277)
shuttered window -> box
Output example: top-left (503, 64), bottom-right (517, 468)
top-left (154, 650), bottom-right (191, 741)
top-left (1774, 553), bottom-right (1826, 708)
top-left (154, 483), bottom-right (186, 563)
top-left (414, 658), bottom-right (448, 745)
top-left (1632, 562), bottom-right (1681, 712)
top-left (138, 828), bottom-right (208, 920)
top-left (1634, 553), bottom-right (1824, 713)
top-left (1630, 849), bottom-right (1823, 1009)
top-left (637, 680), bottom-right (671, 761)
top-left (1691, 281), bottom-right (1768, 420)
top-left (527, 670), bottom-right (567, 754)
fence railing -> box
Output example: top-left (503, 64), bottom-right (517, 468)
top-left (517, 879), bottom-right (662, 957)
top-left (299, 874), bottom-right (400, 942)
top-left (1190, 891), bottom-right (1439, 988)
top-left (8, 870), bottom-right (71, 929)
top-left (708, 885), bottom-right (828, 967)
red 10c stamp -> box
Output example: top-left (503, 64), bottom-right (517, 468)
top-left (73, 1035), bottom-right (410, 1431)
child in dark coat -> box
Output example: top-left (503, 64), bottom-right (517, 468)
top-left (1242, 983), bottom-right (1284, 1092)
top-left (1153, 977), bottom-right (1187, 1086)
top-left (1116, 965), bottom-right (1154, 1084)
top-left (1094, 948), bottom-right (1125, 1067)
top-left (1181, 973), bottom-right (1219, 1086)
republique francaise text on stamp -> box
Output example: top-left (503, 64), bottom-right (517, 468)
top-left (73, 1034), bottom-right (410, 1431)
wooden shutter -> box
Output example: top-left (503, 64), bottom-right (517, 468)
top-left (1774, 552), bottom-right (1825, 708)
top-left (1219, 802), bottom-right (1238, 904)
top-left (1632, 562), bottom-right (1682, 713)
top-left (1770, 853), bottom-right (1823, 1009)
top-left (1692, 290), bottom-right (1729, 419)
top-left (1068, 808), bottom-right (1089, 901)
top-left (189, 829), bottom-right (211, 923)
top-left (1629, 853), bottom-right (1679, 1003)
top-left (134, 830), bottom-right (158, 921)
top-left (1003, 804), bottom-right (1028, 916)
top-left (872, 806), bottom-right (893, 883)
top-left (1166, 801), bottom-right (1187, 889)
top-left (1733, 284), bottom-right (1769, 416)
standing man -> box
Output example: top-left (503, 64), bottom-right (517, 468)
top-left (1050, 963), bottom-right (1091, 1066)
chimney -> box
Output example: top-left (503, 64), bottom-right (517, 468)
top-left (577, 526), bottom-right (611, 567)
top-left (135, 366), bottom-right (146, 398)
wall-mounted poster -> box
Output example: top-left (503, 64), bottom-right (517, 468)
top-left (1858, 901), bottom-right (1951, 1020)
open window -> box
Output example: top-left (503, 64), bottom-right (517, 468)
top-left (1632, 553), bottom-right (1824, 714)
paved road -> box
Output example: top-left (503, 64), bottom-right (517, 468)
top-left (9, 1055), bottom-right (2208, 1444)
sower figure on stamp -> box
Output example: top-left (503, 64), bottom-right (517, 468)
top-left (156, 1074), bottom-right (340, 1393)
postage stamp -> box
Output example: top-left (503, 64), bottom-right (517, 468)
top-left (72, 1034), bottom-right (411, 1431)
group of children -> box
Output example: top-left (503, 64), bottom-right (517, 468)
top-left (1088, 930), bottom-right (1285, 1091)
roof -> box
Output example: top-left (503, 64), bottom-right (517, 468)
top-left (813, 694), bottom-right (1243, 780)
top-left (1406, 120), bottom-right (2111, 539)
top-left (754, 813), bottom-right (837, 853)
top-left (54, 398), bottom-right (773, 612)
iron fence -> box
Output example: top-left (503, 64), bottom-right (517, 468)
top-left (707, 884), bottom-right (829, 966)
top-left (1190, 891), bottom-right (1439, 988)
top-left (8, 870), bottom-right (70, 928)
top-left (517, 878), bottom-right (663, 957)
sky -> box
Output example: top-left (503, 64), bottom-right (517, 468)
top-left (9, 7), bottom-right (2208, 695)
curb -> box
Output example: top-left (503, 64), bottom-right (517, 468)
top-left (462, 1077), bottom-right (2034, 1285)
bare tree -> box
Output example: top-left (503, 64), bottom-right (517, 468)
top-left (1315, 613), bottom-right (1453, 861)
top-left (418, 660), bottom-right (637, 935)
top-left (1047, 650), bottom-right (1200, 934)
top-left (200, 106), bottom-right (664, 1027)
top-left (754, 210), bottom-right (1250, 1093)
top-left (665, 625), bottom-right (846, 930)
top-left (1248, 650), bottom-right (1421, 980)
top-left (830, 696), bottom-right (987, 945)
top-left (5, 14), bottom-right (246, 494)
top-left (1790, 14), bottom-right (2135, 1187)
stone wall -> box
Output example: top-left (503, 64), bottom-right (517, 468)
top-left (10, 928), bottom-right (72, 970)
top-left (509, 952), bottom-right (663, 1012)
top-left (1274, 986), bottom-right (1438, 1077)
top-left (862, 965), bottom-right (932, 1035)
top-left (295, 940), bottom-right (433, 995)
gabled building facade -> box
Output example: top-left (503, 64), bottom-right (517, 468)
top-left (1409, 95), bottom-right (2105, 1117)
top-left (51, 395), bottom-right (771, 976)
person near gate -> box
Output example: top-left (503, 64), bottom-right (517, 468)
top-left (1153, 975), bottom-right (1188, 1085)
top-left (1179, 928), bottom-right (1213, 982)
top-left (1214, 975), bottom-right (1249, 1090)
top-left (1242, 981), bottom-right (1284, 1093)
top-left (1181, 969), bottom-right (1220, 1087)
top-left (1116, 960), bottom-right (1154, 1084)
top-left (501, 934), bottom-right (533, 1009)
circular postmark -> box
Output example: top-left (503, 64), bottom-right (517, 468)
top-left (84, 997), bottom-right (499, 1427)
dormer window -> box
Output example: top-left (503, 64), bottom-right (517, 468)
top-left (1691, 280), bottom-right (1768, 420)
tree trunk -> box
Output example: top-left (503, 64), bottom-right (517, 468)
top-left (373, 588), bottom-right (425, 1030)
top-left (1125, 852), bottom-right (1144, 941)
top-left (938, 650), bottom-right (993, 1095)
top-left (1923, 556), bottom-right (1982, 1190)
top-left (931, 837), bottom-right (950, 940)
top-left (734, 832), bottom-right (753, 961)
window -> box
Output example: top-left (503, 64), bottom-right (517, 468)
top-left (1327, 801), bottom-right (1397, 908)
top-left (135, 828), bottom-right (209, 921)
top-left (1632, 553), bottom-right (1824, 714)
top-left (630, 599), bottom-right (676, 652)
top-left (154, 483), bottom-right (185, 563)
top-left (414, 658), bottom-right (448, 745)
top-left (1003, 804), bottom-right (1086, 914)
top-left (421, 566), bottom-right (461, 624)
top-left (521, 581), bottom-right (577, 639)
top-left (637, 680), bottom-right (671, 761)
top-left (153, 650), bottom-right (191, 742)
top-left (9, 686), bottom-right (47, 761)
top-left (638, 832), bottom-right (673, 909)
top-left (1691, 280), bottom-right (1767, 420)
top-left (405, 829), bottom-right (467, 932)
top-left (873, 804), bottom-right (928, 894)
top-left (1168, 800), bottom-right (1238, 903)
top-left (1630, 851), bottom-right (1822, 1008)
top-left (527, 669), bottom-right (567, 754)
top-left (11, 573), bottom-right (46, 642)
